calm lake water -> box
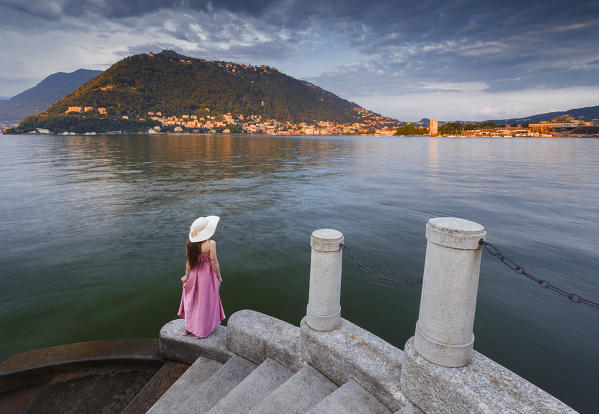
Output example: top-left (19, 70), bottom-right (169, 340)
top-left (1, 134), bottom-right (598, 412)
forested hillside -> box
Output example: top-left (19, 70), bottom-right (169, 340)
top-left (32, 51), bottom-right (373, 123)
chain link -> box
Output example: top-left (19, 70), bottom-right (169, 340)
top-left (480, 240), bottom-right (599, 309)
top-left (340, 244), bottom-right (423, 286)
top-left (340, 241), bottom-right (598, 309)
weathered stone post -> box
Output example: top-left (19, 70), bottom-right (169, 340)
top-left (306, 229), bottom-right (344, 331)
top-left (413, 217), bottom-right (486, 367)
top-left (401, 218), bottom-right (574, 413)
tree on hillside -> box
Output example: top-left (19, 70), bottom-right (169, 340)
top-left (395, 123), bottom-right (416, 135)
top-left (394, 123), bottom-right (428, 135)
top-left (438, 122), bottom-right (463, 135)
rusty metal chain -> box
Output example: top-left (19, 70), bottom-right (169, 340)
top-left (340, 244), bottom-right (423, 286)
top-left (480, 240), bottom-right (599, 309)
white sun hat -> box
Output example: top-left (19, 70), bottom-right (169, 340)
top-left (189, 216), bottom-right (220, 242)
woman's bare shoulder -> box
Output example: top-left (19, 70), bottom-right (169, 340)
top-left (200, 239), bottom-right (216, 254)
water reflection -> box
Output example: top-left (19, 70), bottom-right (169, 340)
top-left (60, 135), bottom-right (357, 180)
top-left (427, 138), bottom-right (438, 182)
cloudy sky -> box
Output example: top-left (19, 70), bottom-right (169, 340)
top-left (1, 0), bottom-right (598, 121)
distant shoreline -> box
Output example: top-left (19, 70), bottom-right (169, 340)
top-left (3, 131), bottom-right (596, 138)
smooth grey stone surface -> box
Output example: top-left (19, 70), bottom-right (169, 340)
top-left (307, 379), bottom-right (392, 414)
top-left (300, 317), bottom-right (409, 412)
top-left (226, 309), bottom-right (303, 370)
top-left (400, 337), bottom-right (578, 414)
top-left (178, 355), bottom-right (257, 414)
top-left (159, 319), bottom-right (233, 364)
top-left (248, 365), bottom-right (337, 414)
top-left (147, 356), bottom-right (222, 413)
top-left (207, 357), bottom-right (294, 414)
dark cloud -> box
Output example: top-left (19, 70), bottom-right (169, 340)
top-left (297, 1), bottom-right (599, 95)
top-left (1, 0), bottom-right (598, 119)
top-left (0, 0), bottom-right (276, 19)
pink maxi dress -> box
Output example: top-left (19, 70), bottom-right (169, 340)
top-left (178, 253), bottom-right (225, 337)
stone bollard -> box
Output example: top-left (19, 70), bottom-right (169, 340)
top-left (413, 217), bottom-right (486, 367)
top-left (306, 229), bottom-right (344, 331)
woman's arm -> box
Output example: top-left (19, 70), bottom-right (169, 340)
top-left (209, 240), bottom-right (222, 282)
top-left (181, 254), bottom-right (190, 282)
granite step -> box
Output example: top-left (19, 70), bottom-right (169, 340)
top-left (159, 320), bottom-right (232, 364)
top-left (147, 356), bottom-right (223, 413)
top-left (247, 365), bottom-right (337, 414)
top-left (207, 358), bottom-right (294, 414)
top-left (155, 354), bottom-right (257, 413)
top-left (123, 361), bottom-right (189, 414)
top-left (307, 379), bottom-right (392, 414)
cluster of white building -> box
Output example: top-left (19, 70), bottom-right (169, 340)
top-left (65, 106), bottom-right (107, 115)
top-left (145, 109), bottom-right (398, 135)
top-left (529, 115), bottom-right (599, 130)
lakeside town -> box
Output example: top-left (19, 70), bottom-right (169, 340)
top-left (422, 115), bottom-right (599, 137)
top-left (8, 110), bottom-right (599, 137)
top-left (142, 106), bottom-right (401, 136)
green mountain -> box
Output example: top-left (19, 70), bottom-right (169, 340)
top-left (15, 50), bottom-right (397, 133)
top-left (0, 69), bottom-right (101, 123)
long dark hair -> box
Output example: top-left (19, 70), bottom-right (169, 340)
top-left (186, 240), bottom-right (202, 269)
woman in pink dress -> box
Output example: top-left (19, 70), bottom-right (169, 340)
top-left (178, 216), bottom-right (225, 338)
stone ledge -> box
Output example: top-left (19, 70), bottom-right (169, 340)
top-left (0, 339), bottom-right (162, 394)
top-left (226, 309), bottom-right (304, 371)
top-left (300, 317), bottom-right (412, 412)
top-left (400, 337), bottom-right (577, 414)
top-left (0, 339), bottom-right (161, 375)
top-left (158, 319), bottom-right (232, 364)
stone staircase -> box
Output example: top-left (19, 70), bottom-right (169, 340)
top-left (148, 355), bottom-right (392, 414)
top-left (1, 308), bottom-right (575, 413)
top-left (146, 310), bottom-right (419, 413)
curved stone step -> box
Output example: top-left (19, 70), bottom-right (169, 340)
top-left (152, 355), bottom-right (257, 413)
top-left (159, 320), bottom-right (232, 364)
top-left (247, 365), bottom-right (337, 414)
top-left (207, 358), bottom-right (294, 414)
top-left (147, 356), bottom-right (223, 413)
top-left (307, 379), bottom-right (392, 414)
top-left (123, 361), bottom-right (189, 414)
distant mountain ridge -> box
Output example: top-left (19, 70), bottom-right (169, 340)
top-left (486, 106), bottom-right (599, 125)
top-left (21, 50), bottom-right (396, 127)
top-left (0, 69), bottom-right (102, 123)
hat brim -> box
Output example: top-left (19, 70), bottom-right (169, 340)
top-left (189, 216), bottom-right (220, 242)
